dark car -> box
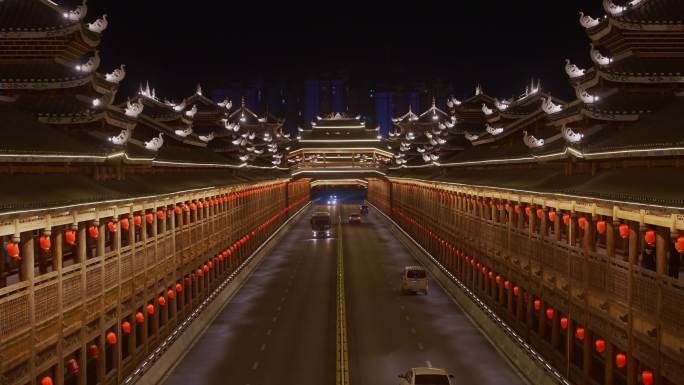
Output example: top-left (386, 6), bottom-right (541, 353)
top-left (348, 213), bottom-right (361, 224)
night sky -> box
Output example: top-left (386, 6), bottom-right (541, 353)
top-left (73, 0), bottom-right (605, 103)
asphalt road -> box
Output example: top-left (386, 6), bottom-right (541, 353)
top-left (160, 200), bottom-right (526, 385)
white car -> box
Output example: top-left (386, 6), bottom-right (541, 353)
top-left (398, 367), bottom-right (453, 385)
top-left (402, 266), bottom-right (428, 295)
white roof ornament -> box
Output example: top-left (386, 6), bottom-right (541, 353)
top-left (523, 130), bottom-right (545, 148)
top-left (185, 105), bottom-right (197, 118)
top-left (124, 99), bottom-right (143, 118)
top-left (218, 99), bottom-right (232, 110)
top-left (258, 117), bottom-right (267, 122)
top-left (475, 84), bottom-right (483, 96)
top-left (144, 133), bottom-right (164, 151)
top-left (199, 132), bottom-right (215, 142)
top-left (562, 126), bottom-right (583, 143)
top-left (464, 132), bottom-right (479, 141)
top-left (430, 153), bottom-right (439, 161)
top-left (603, 0), bottom-right (626, 15)
top-left (564, 59), bottom-right (586, 78)
top-left (481, 103), bottom-right (493, 115)
top-left (76, 50), bottom-right (100, 73)
top-left (541, 97), bottom-right (563, 114)
top-left (196, 84), bottom-right (203, 96)
top-left (172, 100), bottom-right (186, 112)
top-left (438, 122), bottom-right (446, 130)
top-left (239, 154), bottom-right (249, 162)
top-left (425, 132), bottom-right (433, 139)
top-left (590, 44), bottom-right (612, 66)
top-left (63, 0), bottom-right (87, 21)
top-left (576, 85), bottom-right (600, 104)
top-left (422, 153), bottom-right (431, 163)
top-left (174, 127), bottom-right (193, 138)
top-left (87, 14), bottom-right (108, 33)
top-left (486, 124), bottom-right (504, 136)
top-left (494, 99), bottom-right (510, 111)
top-left (445, 120), bottom-right (455, 128)
top-left (579, 12), bottom-right (600, 28)
top-left (334, 112), bottom-right (343, 119)
top-left (105, 64), bottom-right (125, 83)
top-left (108, 128), bottom-right (130, 146)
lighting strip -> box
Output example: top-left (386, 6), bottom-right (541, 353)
top-left (291, 169), bottom-right (387, 176)
top-left (310, 179), bottom-right (368, 187)
top-left (122, 200), bottom-right (312, 385)
top-left (312, 125), bottom-right (365, 129)
top-left (288, 148), bottom-right (394, 157)
top-left (367, 201), bottom-right (571, 385)
top-left (298, 139), bottom-right (381, 143)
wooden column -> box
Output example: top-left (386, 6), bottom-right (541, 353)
top-left (554, 210), bottom-right (561, 242)
top-left (607, 217), bottom-right (617, 259)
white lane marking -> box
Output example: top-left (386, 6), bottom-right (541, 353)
top-left (272, 316), bottom-right (278, 323)
top-left (426, 360), bottom-right (432, 368)
top-left (405, 315), bottom-right (410, 321)
top-left (276, 305), bottom-right (282, 312)
top-left (260, 343), bottom-right (266, 351)
top-left (251, 361), bottom-right (259, 370)
top-left (417, 343), bottom-right (424, 351)
top-left (281, 296), bottom-right (286, 302)
top-left (266, 329), bottom-right (272, 336)
top-left (400, 305), bottom-right (405, 310)
top-left (410, 328), bottom-right (416, 334)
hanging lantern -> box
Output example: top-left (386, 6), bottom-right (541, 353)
top-left (190, 203), bottom-right (197, 211)
top-left (575, 327), bottom-right (585, 341)
top-left (533, 299), bottom-right (542, 311)
top-left (157, 210), bottom-right (164, 220)
top-left (158, 296), bottom-right (166, 306)
top-left (560, 317), bottom-right (569, 329)
top-left (175, 283), bottom-right (183, 292)
top-left (197, 268), bottom-right (204, 278)
top-left (121, 321), bottom-right (132, 335)
top-left (208, 261), bottom-right (213, 269)
top-left (615, 353), bottom-right (626, 368)
top-left (513, 286), bottom-right (519, 296)
top-left (642, 370), bottom-right (654, 385)
top-left (39, 236), bottom-right (51, 252)
top-left (135, 312), bottom-right (145, 324)
top-left (562, 214), bottom-right (570, 226)
top-left (107, 222), bottom-right (117, 233)
top-left (548, 211), bottom-right (556, 223)
top-left (595, 339), bottom-right (605, 353)
top-left (167, 289), bottom-right (175, 299)
top-left (66, 358), bottom-right (79, 375)
top-left (41, 377), bottom-right (53, 385)
top-left (488, 271), bottom-right (493, 279)
top-left (65, 230), bottom-right (77, 246)
top-left (546, 308), bottom-right (554, 319)
top-left (88, 225), bottom-right (99, 239)
top-left (167, 209), bottom-right (173, 218)
top-left (536, 208), bottom-right (543, 219)
top-left (88, 344), bottom-right (99, 359)
top-left (676, 236), bottom-right (684, 253)
top-left (504, 280), bottom-right (510, 289)
top-left (120, 218), bottom-right (130, 230)
top-left (619, 223), bottom-right (629, 239)
top-left (203, 264), bottom-right (210, 273)
top-left (145, 213), bottom-right (154, 224)
top-left (495, 276), bottom-right (501, 284)
top-left (146, 304), bottom-right (155, 315)
top-left (174, 206), bottom-right (182, 215)
top-left (133, 215), bottom-right (142, 227)
top-left (644, 230), bottom-right (656, 246)
top-left (578, 217), bottom-right (587, 230)
top-left (596, 220), bottom-right (606, 235)
top-left (514, 204), bottom-right (520, 213)
top-left (106, 332), bottom-right (117, 346)
top-left (525, 206), bottom-right (532, 216)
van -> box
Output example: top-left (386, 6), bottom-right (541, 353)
top-left (401, 266), bottom-right (428, 295)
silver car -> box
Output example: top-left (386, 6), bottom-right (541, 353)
top-left (401, 266), bottom-right (428, 295)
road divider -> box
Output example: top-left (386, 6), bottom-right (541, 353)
top-left (336, 219), bottom-right (350, 385)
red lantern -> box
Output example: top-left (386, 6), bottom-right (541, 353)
top-left (88, 344), bottom-right (99, 359)
top-left (488, 271), bottom-right (493, 279)
top-left (208, 261), bottom-right (213, 269)
top-left (578, 217), bottom-right (587, 230)
top-left (120, 218), bottom-right (130, 230)
top-left (39, 236), bottom-right (51, 252)
top-left (145, 213), bottom-right (154, 224)
top-left (41, 377), bottom-right (53, 385)
top-left (536, 208), bottom-right (543, 219)
top-left (146, 304), bottom-right (155, 315)
top-left (595, 339), bottom-right (605, 353)
top-left (563, 214), bottom-right (570, 226)
top-left (575, 327), bottom-right (585, 341)
top-left (642, 370), bottom-right (654, 385)
top-left (157, 210), bottom-right (164, 220)
top-left (513, 286), bottom-right (519, 296)
top-left (174, 206), bottom-right (182, 215)
top-left (175, 283), bottom-right (183, 292)
top-left (525, 206), bottom-right (532, 216)
top-left (135, 312), bottom-right (145, 324)
top-left (158, 296), bottom-right (166, 306)
top-left (495, 276), bottom-right (501, 284)
top-left (644, 230), bottom-right (656, 246)
top-left (514, 204), bottom-right (520, 213)
top-left (619, 223), bottom-right (629, 239)
top-left (88, 225), bottom-right (99, 239)
top-left (560, 317), bottom-right (569, 329)
top-left (121, 321), bottom-right (131, 335)
top-left (197, 268), bottom-right (204, 278)
top-left (66, 358), bottom-right (79, 375)
top-left (167, 289), bottom-right (175, 299)
top-left (546, 308), bottom-right (554, 319)
top-left (107, 222), bottom-right (117, 233)
top-left (203, 264), bottom-right (210, 273)
top-left (615, 353), bottom-right (626, 368)
top-left (548, 211), bottom-right (556, 223)
top-left (504, 280), bottom-right (510, 289)
top-left (65, 230), bottom-right (76, 246)
top-left (106, 332), bottom-right (117, 346)
top-left (533, 299), bottom-right (541, 311)
top-left (190, 203), bottom-right (197, 211)
top-left (596, 220), bottom-right (606, 235)
top-left (133, 215), bottom-right (142, 227)
top-left (676, 236), bottom-right (684, 253)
